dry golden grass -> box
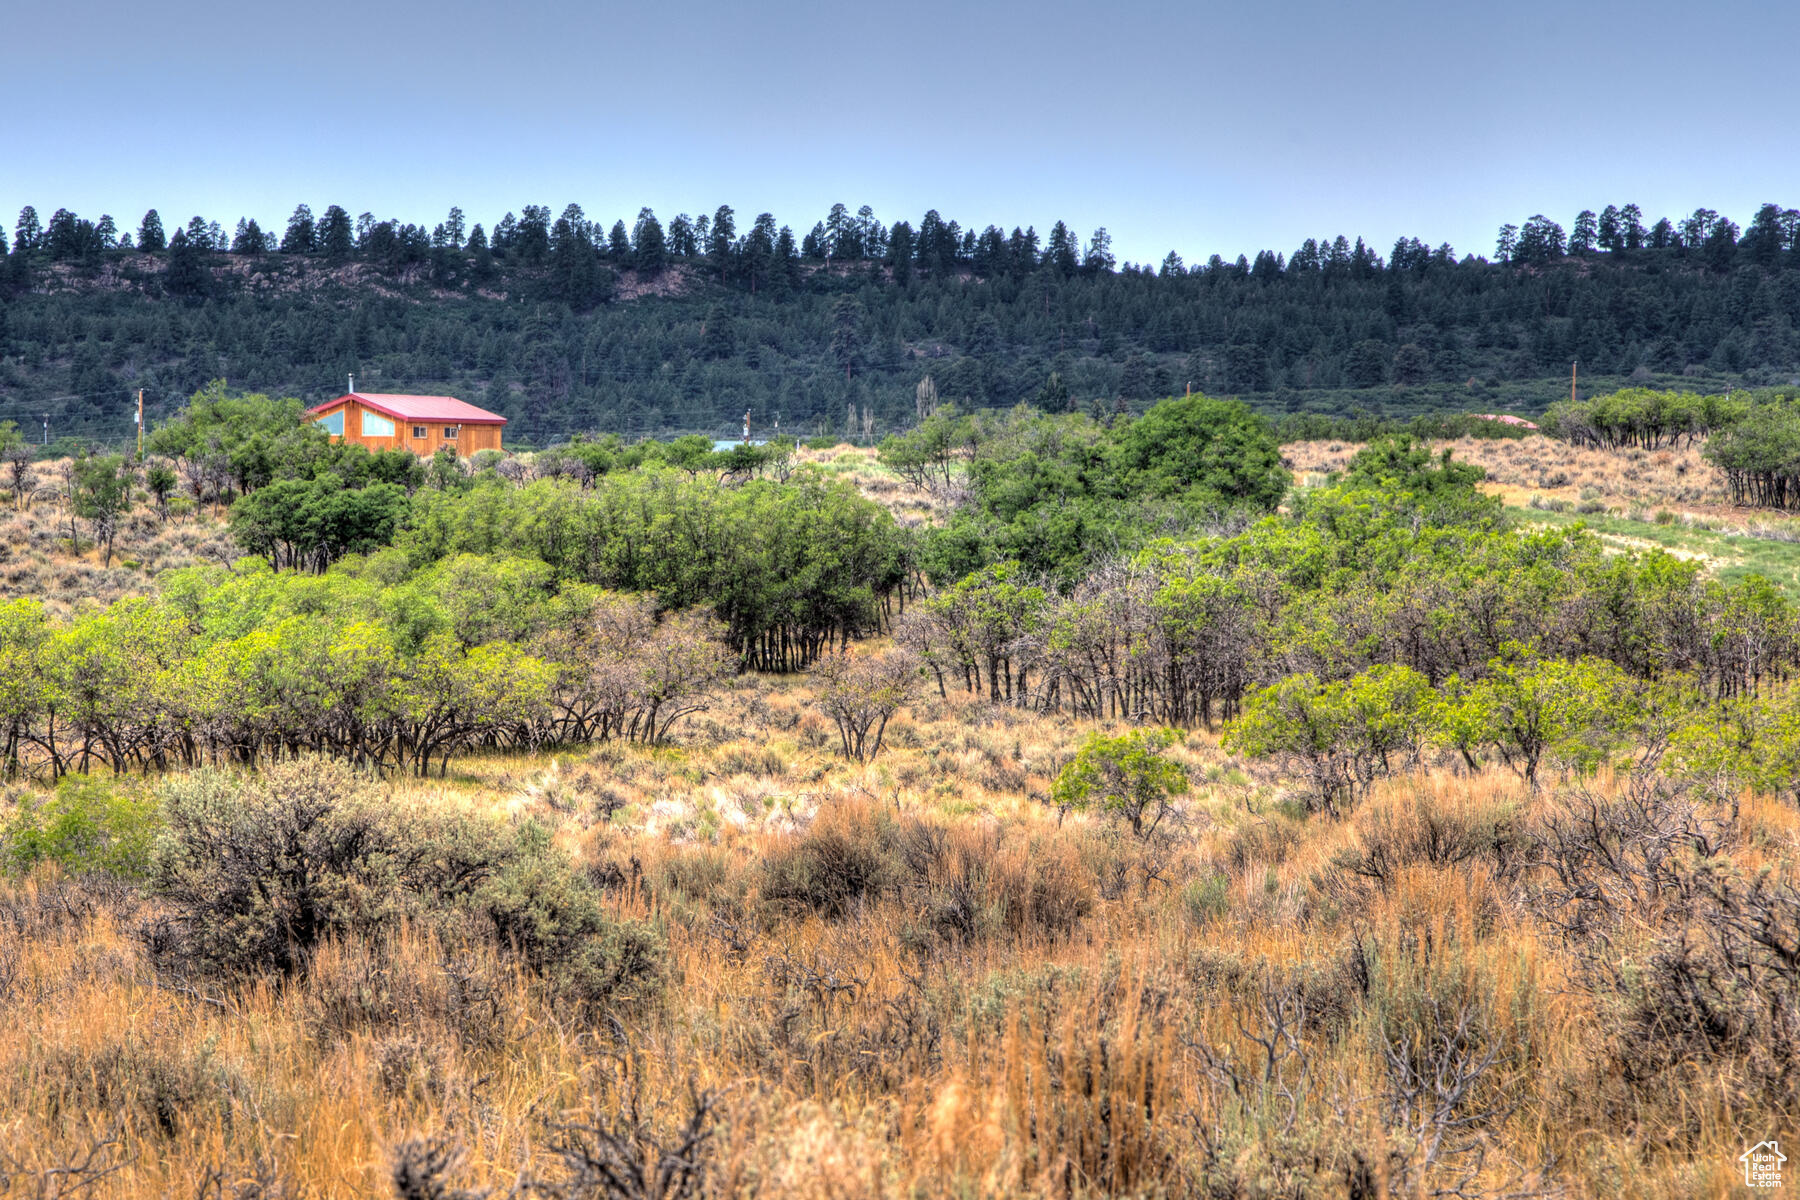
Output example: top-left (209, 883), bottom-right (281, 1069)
top-left (794, 444), bottom-right (959, 527)
top-left (1, 667), bottom-right (1789, 1198)
top-left (1282, 435), bottom-right (1773, 527)
top-left (0, 496), bottom-right (236, 614)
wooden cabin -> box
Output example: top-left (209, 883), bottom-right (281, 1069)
top-left (304, 392), bottom-right (506, 457)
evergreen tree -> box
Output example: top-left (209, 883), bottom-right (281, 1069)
top-left (825, 202), bottom-right (852, 258)
top-left (1703, 217), bottom-right (1740, 271)
top-left (633, 208), bottom-right (666, 275)
top-left (608, 220), bottom-right (630, 260)
top-left (1010, 226), bottom-right (1040, 272)
top-left (1494, 224), bottom-right (1519, 262)
top-left (1046, 221), bottom-right (1078, 276)
top-left (1681, 208), bottom-right (1721, 250)
top-left (887, 221), bottom-right (914, 285)
top-left (1118, 351), bottom-right (1151, 400)
top-left (1742, 203), bottom-right (1786, 267)
top-left (516, 205), bottom-right (553, 262)
top-left (280, 205), bottom-right (313, 253)
top-left (830, 296), bottom-right (865, 381)
top-left (1621, 203), bottom-right (1645, 250)
top-left (858, 205), bottom-right (885, 259)
top-left (1569, 210), bottom-right (1598, 253)
top-left (773, 224), bottom-right (798, 288)
top-left (1346, 339), bottom-right (1390, 387)
top-left (14, 206), bottom-right (41, 253)
top-left (547, 214), bottom-right (606, 308)
top-left (1514, 215), bottom-right (1566, 262)
top-left (1083, 227), bottom-right (1115, 274)
top-left (1598, 205), bottom-right (1622, 252)
top-left (164, 229), bottom-right (209, 297)
top-left (316, 206), bottom-right (354, 258)
top-left (1392, 343), bottom-right (1430, 385)
top-left (667, 214), bottom-right (696, 258)
top-left (138, 209), bottom-right (166, 253)
top-left (492, 212), bottom-right (518, 254)
top-left (742, 213), bottom-right (776, 292)
top-left (708, 205), bottom-right (736, 272)
top-left (702, 305), bottom-right (734, 360)
top-left (45, 209), bottom-right (82, 259)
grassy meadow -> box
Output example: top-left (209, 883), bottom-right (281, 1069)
top-left (1, 433), bottom-right (1795, 1198)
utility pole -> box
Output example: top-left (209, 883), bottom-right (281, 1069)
top-left (1571, 360), bottom-right (1578, 406)
top-left (41, 414), bottom-right (48, 446)
top-left (136, 389), bottom-right (144, 460)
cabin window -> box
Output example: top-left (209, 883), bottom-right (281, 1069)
top-left (319, 409), bottom-right (344, 436)
top-left (361, 411), bottom-right (396, 438)
top-left (443, 426), bottom-right (459, 441)
top-left (412, 426), bottom-right (428, 440)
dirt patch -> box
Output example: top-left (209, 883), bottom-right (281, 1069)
top-left (1281, 435), bottom-right (1800, 531)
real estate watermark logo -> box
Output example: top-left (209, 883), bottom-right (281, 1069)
top-left (1742, 1140), bottom-right (1786, 1189)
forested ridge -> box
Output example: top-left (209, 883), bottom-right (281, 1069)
top-left (2, 197), bottom-right (1799, 448)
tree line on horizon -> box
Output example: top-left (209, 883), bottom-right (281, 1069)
top-left (3, 196), bottom-right (1799, 449)
top-left (10, 196), bottom-right (1800, 283)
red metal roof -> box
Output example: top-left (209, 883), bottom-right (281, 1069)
top-left (306, 393), bottom-right (507, 425)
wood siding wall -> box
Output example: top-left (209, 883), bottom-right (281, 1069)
top-left (307, 400), bottom-right (503, 457)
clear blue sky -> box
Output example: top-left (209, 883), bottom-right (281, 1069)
top-left (10, 0), bottom-right (1799, 266)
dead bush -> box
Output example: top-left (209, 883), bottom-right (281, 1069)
top-left (1222, 813), bottom-right (1304, 875)
top-left (710, 744), bottom-right (788, 779)
top-left (991, 831), bottom-right (1094, 938)
top-left (37, 1039), bottom-right (238, 1140)
top-left (759, 797), bottom-right (898, 917)
top-left (1614, 863), bottom-right (1800, 1117)
top-left (300, 930), bottom-right (511, 1052)
top-left (890, 818), bottom-right (1092, 945)
top-left (391, 1135), bottom-right (485, 1200)
top-left (1333, 781), bottom-right (1523, 892)
top-left (518, 1070), bottom-right (720, 1200)
top-left (810, 647), bottom-right (917, 763)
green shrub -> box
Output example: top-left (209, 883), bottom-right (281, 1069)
top-left (150, 761), bottom-right (412, 975)
top-left (1225, 665), bottom-right (1433, 814)
top-left (1183, 874), bottom-right (1232, 924)
top-left (473, 819), bottom-right (661, 1006)
top-left (1052, 728), bottom-right (1190, 837)
top-left (149, 758), bottom-right (663, 1003)
top-left (3, 776), bottom-right (161, 878)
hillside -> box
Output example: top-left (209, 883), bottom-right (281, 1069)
top-left (3, 200), bottom-right (1799, 449)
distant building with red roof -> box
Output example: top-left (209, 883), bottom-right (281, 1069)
top-left (305, 389), bottom-right (506, 457)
